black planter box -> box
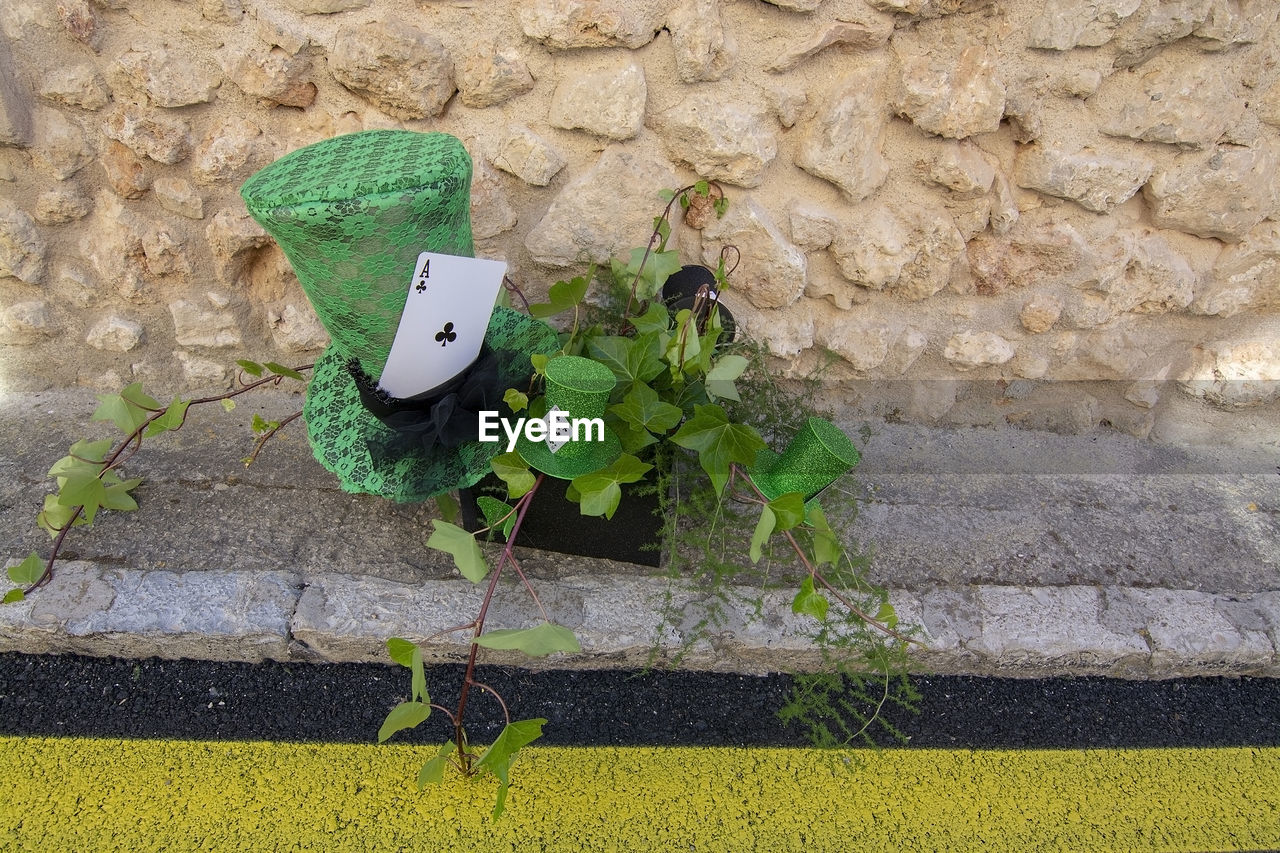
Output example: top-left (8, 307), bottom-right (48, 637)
top-left (460, 474), bottom-right (664, 567)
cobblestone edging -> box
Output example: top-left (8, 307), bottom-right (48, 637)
top-left (2, 560), bottom-right (1276, 678)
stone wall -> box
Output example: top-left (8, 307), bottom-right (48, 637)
top-left (1, 0), bottom-right (1278, 445)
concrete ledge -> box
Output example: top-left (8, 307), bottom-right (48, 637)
top-left (3, 560), bottom-right (1276, 678)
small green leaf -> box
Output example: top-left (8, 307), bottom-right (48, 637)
top-left (37, 495), bottom-right (81, 537)
top-left (476, 496), bottom-right (516, 539)
top-left (426, 520), bottom-right (489, 583)
top-left (529, 275), bottom-right (589, 318)
top-left (264, 362), bottom-right (306, 381)
top-left (143, 397), bottom-right (191, 437)
top-left (91, 386), bottom-right (152, 435)
top-left (609, 383), bottom-right (683, 439)
top-left (876, 601), bottom-right (898, 630)
top-left (657, 188), bottom-right (676, 202)
top-left (100, 480), bottom-right (141, 512)
top-left (792, 575), bottom-right (830, 622)
top-left (503, 388), bottom-right (529, 413)
top-left (767, 492), bottom-right (806, 531)
top-left (670, 404), bottom-right (766, 495)
top-left (474, 622), bottom-right (581, 657)
top-left (806, 503), bottom-right (842, 567)
top-left (749, 505), bottom-right (775, 564)
top-left (435, 492), bottom-right (460, 524)
top-left (475, 718), bottom-right (547, 820)
top-left (630, 302), bottom-right (670, 337)
top-left (386, 637), bottom-right (417, 668)
top-left (8, 554), bottom-right (43, 586)
top-left (713, 196), bottom-right (730, 217)
top-left (410, 646), bottom-right (427, 703)
top-left (492, 452), bottom-right (535, 499)
top-left (3, 589), bottom-right (24, 604)
top-left (530, 353), bottom-right (549, 376)
top-left (377, 701), bottom-right (431, 743)
top-left (57, 472), bottom-right (106, 524)
top-left (119, 383), bottom-right (160, 411)
top-left (237, 359), bottom-right (265, 377)
top-left (251, 413), bottom-right (280, 435)
top-left (694, 179), bottom-right (711, 196)
top-left (417, 740), bottom-right (457, 789)
top-left (705, 355), bottom-right (749, 402)
top-left (220, 399), bottom-right (236, 413)
top-left (64, 438), bottom-right (112, 466)
top-left (587, 336), bottom-right (665, 387)
top-left (665, 309), bottom-right (702, 375)
top-left (569, 454), bottom-right (652, 519)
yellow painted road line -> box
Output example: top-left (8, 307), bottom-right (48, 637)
top-left (2, 738), bottom-right (1277, 852)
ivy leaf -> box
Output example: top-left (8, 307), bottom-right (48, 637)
top-left (476, 496), bottom-right (516, 539)
top-left (100, 479), bottom-right (142, 512)
top-left (417, 740), bottom-right (457, 789)
top-left (630, 302), bottom-right (670, 337)
top-left (806, 503), bottom-right (842, 567)
top-left (435, 492), bottom-right (460, 524)
top-left (705, 355), bottom-right (749, 403)
top-left (613, 247), bottom-right (683, 301)
top-left (492, 452), bottom-right (535, 499)
top-left (410, 646), bottom-right (427, 703)
top-left (876, 600), bottom-right (898, 630)
top-left (749, 505), bottom-right (775, 564)
top-left (768, 492), bottom-right (806, 531)
top-left (694, 179), bottom-right (711, 196)
top-left (236, 359), bottom-right (264, 377)
top-left (48, 445), bottom-right (108, 485)
top-left (264, 362), bottom-right (306, 381)
top-left (609, 383), bottom-right (683, 441)
top-left (569, 454), bottom-right (652, 519)
top-left (474, 718), bottom-right (547, 820)
top-left (386, 637), bottom-right (417, 668)
top-left (792, 575), bottom-right (830, 622)
top-left (56, 472), bottom-right (106, 524)
top-left (8, 553), bottom-right (43, 586)
top-left (220, 399), bottom-right (236, 413)
top-left (426, 520), bottom-right (489, 583)
top-left (91, 383), bottom-right (157, 435)
top-left (377, 701), bottom-right (431, 744)
top-left (3, 590), bottom-right (23, 604)
top-left (587, 336), bottom-right (664, 387)
top-left (530, 353), bottom-right (550, 376)
top-left (665, 310), bottom-right (702, 375)
top-left (143, 397), bottom-right (191, 437)
top-left (37, 495), bottom-right (81, 537)
top-left (670, 404), bottom-right (766, 495)
top-left (503, 388), bottom-right (529, 413)
top-left (529, 275), bottom-right (589, 318)
top-left (474, 622), bottom-right (581, 657)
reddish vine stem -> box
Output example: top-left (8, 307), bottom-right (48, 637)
top-left (452, 473), bottom-right (546, 771)
top-left (470, 680), bottom-right (511, 725)
top-left (26, 365), bottom-right (314, 593)
top-left (244, 410), bottom-right (303, 467)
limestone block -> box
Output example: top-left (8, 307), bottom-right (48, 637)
top-left (1, 32), bottom-right (32, 146)
top-left (830, 206), bottom-right (965, 301)
top-left (101, 140), bottom-right (150, 199)
top-left (176, 350), bottom-right (229, 385)
top-left (767, 85), bottom-right (806, 128)
top-left (767, 18), bottom-right (893, 73)
top-left (111, 46), bottom-right (222, 108)
top-left (653, 94), bottom-right (776, 188)
top-left (202, 0), bottom-right (244, 23)
top-left (726, 300), bottom-right (814, 357)
top-left (1105, 232), bottom-right (1195, 314)
top-left (154, 177), bottom-right (203, 220)
top-left (700, 198), bottom-right (806, 309)
top-left (170, 299), bottom-right (241, 348)
top-left (548, 60), bottom-right (645, 141)
top-left (34, 188), bottom-right (91, 224)
top-left (668, 0), bottom-right (735, 83)
top-left (944, 331), bottom-right (1015, 369)
top-left (761, 0), bottom-right (823, 10)
top-left (1101, 61), bottom-right (1244, 149)
top-left (518, 0), bottom-right (669, 49)
top-left (1194, 222), bottom-right (1280, 317)
top-left (796, 79), bottom-right (888, 201)
top-left (967, 217), bottom-right (1089, 295)
top-left (1, 300), bottom-right (51, 340)
top-left (470, 158), bottom-right (517, 240)
top-left (56, 0), bottom-right (98, 49)
top-left (990, 171), bottom-right (1018, 235)
top-left (1179, 339), bottom-right (1280, 408)
top-left (86, 315), bottom-right (144, 352)
top-left (220, 46), bottom-right (316, 108)
top-left (1027, 0), bottom-right (1141, 49)
top-left (31, 109), bottom-right (93, 179)
top-left (788, 202), bottom-right (838, 251)
top-left (1054, 68), bottom-right (1102, 98)
top-left (140, 225), bottom-right (189, 278)
top-left (329, 21), bottom-right (454, 120)
top-left (102, 104), bottom-right (192, 165)
top-left (192, 117), bottom-right (263, 185)
top-left (815, 317), bottom-right (896, 372)
top-left (896, 46), bottom-right (1005, 139)
top-left (1194, 0), bottom-right (1278, 49)
top-left (280, 0), bottom-right (369, 13)
top-left (206, 209), bottom-right (271, 281)
top-left (0, 201), bottom-right (45, 283)
top-left (524, 147), bottom-right (678, 267)
top-left (1014, 146), bottom-right (1154, 213)
top-left (457, 39), bottom-right (534, 108)
top-left (1114, 0), bottom-right (1214, 67)
top-left (869, 0), bottom-right (993, 16)
top-left (38, 64), bottom-right (109, 110)
top-left (1143, 143), bottom-right (1279, 242)
top-left (1020, 297), bottom-right (1061, 333)
top-left (268, 303), bottom-right (327, 352)
top-left (929, 142), bottom-right (995, 195)
top-left (493, 125), bottom-right (566, 186)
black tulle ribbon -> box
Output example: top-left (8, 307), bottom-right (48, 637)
top-left (347, 344), bottom-right (522, 460)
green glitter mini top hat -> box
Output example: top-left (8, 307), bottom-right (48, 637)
top-left (749, 418), bottom-right (861, 503)
top-left (240, 129), bottom-right (558, 502)
top-left (517, 356), bottom-right (623, 480)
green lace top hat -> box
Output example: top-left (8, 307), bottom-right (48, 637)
top-left (517, 356), bottom-right (623, 480)
top-left (240, 129), bottom-right (558, 502)
top-left (749, 418), bottom-right (861, 503)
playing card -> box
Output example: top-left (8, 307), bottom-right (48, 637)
top-left (378, 252), bottom-right (507, 399)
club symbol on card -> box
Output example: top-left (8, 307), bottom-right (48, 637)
top-left (415, 281), bottom-right (427, 294)
top-left (435, 322), bottom-right (458, 347)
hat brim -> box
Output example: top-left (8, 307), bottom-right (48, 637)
top-left (517, 428), bottom-right (622, 481)
top-left (747, 447), bottom-right (824, 507)
top-left (303, 306), bottom-right (559, 502)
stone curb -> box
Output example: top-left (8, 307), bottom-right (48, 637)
top-left (2, 560), bottom-right (1276, 679)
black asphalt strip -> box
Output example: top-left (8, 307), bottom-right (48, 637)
top-left (1, 652), bottom-right (1277, 748)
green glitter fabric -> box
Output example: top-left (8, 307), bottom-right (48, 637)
top-left (240, 130), bottom-right (559, 502)
top-left (518, 356), bottom-right (622, 480)
top-left (749, 418), bottom-right (861, 502)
